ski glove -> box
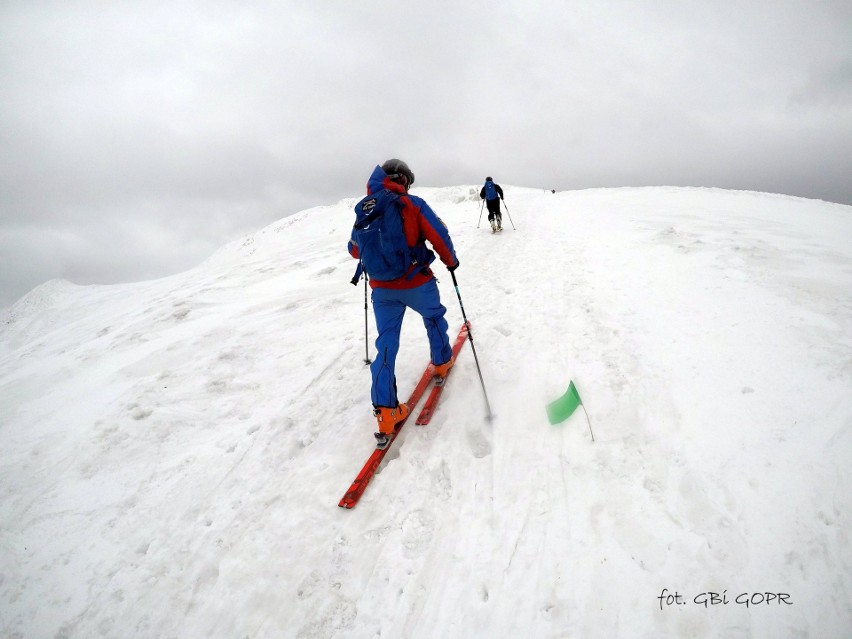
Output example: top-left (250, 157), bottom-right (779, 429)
top-left (448, 259), bottom-right (460, 272)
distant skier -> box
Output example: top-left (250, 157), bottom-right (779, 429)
top-left (348, 159), bottom-right (460, 449)
top-left (480, 177), bottom-right (505, 232)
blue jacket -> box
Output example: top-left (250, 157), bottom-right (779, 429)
top-left (349, 165), bottom-right (457, 289)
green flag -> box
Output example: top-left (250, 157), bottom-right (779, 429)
top-left (546, 380), bottom-right (582, 425)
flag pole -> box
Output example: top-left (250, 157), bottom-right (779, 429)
top-left (573, 380), bottom-right (594, 441)
top-left (581, 404), bottom-right (595, 442)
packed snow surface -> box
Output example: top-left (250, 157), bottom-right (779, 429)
top-left (1, 186), bottom-right (851, 638)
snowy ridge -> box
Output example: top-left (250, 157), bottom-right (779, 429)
top-left (1, 186), bottom-right (850, 638)
top-left (2, 278), bottom-right (80, 328)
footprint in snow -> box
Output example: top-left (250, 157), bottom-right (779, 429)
top-left (467, 426), bottom-right (492, 459)
top-left (313, 266), bottom-right (336, 277)
top-left (495, 325), bottom-right (512, 337)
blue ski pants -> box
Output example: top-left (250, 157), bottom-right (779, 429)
top-left (370, 278), bottom-right (452, 408)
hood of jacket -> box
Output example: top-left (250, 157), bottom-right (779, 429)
top-left (366, 165), bottom-right (407, 196)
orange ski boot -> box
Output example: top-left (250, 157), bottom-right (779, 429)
top-left (432, 356), bottom-right (455, 379)
top-left (373, 403), bottom-right (410, 449)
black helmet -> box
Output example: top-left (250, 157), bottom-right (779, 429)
top-left (485, 176), bottom-right (493, 181)
top-left (381, 159), bottom-right (415, 187)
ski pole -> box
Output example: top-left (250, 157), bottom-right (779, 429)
top-left (477, 199), bottom-right (485, 228)
top-left (502, 199), bottom-right (516, 230)
top-left (362, 270), bottom-right (371, 364)
top-left (450, 270), bottom-right (493, 420)
top-left (351, 263), bottom-right (371, 364)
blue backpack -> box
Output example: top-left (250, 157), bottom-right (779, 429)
top-left (352, 191), bottom-right (412, 281)
top-left (484, 180), bottom-right (498, 200)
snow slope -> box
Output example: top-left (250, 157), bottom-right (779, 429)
top-left (1, 186), bottom-right (850, 638)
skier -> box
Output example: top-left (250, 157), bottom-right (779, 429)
top-left (480, 177), bottom-right (505, 232)
top-left (348, 159), bottom-right (460, 449)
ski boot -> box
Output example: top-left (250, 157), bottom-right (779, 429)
top-left (432, 356), bottom-right (455, 385)
top-left (373, 403), bottom-right (410, 449)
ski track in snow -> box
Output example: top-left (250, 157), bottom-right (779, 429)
top-left (1, 187), bottom-right (851, 638)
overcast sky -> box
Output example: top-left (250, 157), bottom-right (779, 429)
top-left (2, 1), bottom-right (851, 308)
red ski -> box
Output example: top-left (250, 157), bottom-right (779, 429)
top-left (338, 323), bottom-right (469, 509)
top-left (415, 323), bottom-right (469, 425)
top-left (338, 362), bottom-right (432, 508)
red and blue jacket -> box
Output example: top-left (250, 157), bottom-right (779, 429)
top-left (349, 165), bottom-right (457, 290)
